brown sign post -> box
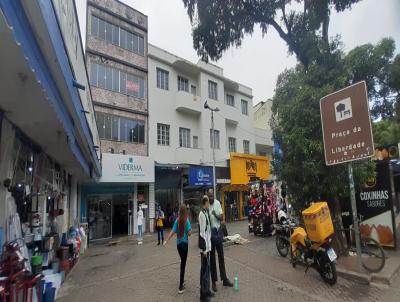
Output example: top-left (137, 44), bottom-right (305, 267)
top-left (320, 81), bottom-right (374, 165)
top-left (320, 81), bottom-right (375, 269)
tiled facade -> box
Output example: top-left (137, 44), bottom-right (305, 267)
top-left (86, 0), bottom-right (148, 156)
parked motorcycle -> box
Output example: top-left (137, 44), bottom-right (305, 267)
top-left (274, 210), bottom-right (297, 257)
top-left (290, 202), bottom-right (337, 285)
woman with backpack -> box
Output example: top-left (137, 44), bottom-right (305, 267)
top-left (164, 204), bottom-right (192, 294)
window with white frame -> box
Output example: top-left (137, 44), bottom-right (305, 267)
top-left (157, 123), bottom-right (170, 146)
top-left (157, 68), bottom-right (169, 90)
top-left (193, 136), bottom-right (199, 149)
top-left (228, 137), bottom-right (237, 152)
top-left (91, 15), bottom-right (144, 56)
top-left (241, 99), bottom-right (248, 115)
top-left (178, 76), bottom-right (189, 92)
top-left (208, 80), bottom-right (218, 100)
top-left (191, 85), bottom-right (197, 96)
top-left (210, 129), bottom-right (220, 149)
top-left (226, 94), bottom-right (235, 107)
top-left (243, 140), bottom-right (250, 154)
top-left (179, 128), bottom-right (191, 148)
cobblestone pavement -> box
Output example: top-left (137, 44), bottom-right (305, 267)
top-left (57, 221), bottom-right (400, 302)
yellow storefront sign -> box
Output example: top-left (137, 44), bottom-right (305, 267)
top-left (230, 153), bottom-right (270, 185)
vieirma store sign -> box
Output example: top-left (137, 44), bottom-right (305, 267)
top-left (189, 166), bottom-right (213, 186)
top-left (100, 153), bottom-right (155, 183)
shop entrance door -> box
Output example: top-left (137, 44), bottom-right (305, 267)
top-left (112, 194), bottom-right (129, 237)
top-left (88, 195), bottom-right (112, 240)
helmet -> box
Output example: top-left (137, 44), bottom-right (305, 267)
top-left (278, 210), bottom-right (287, 223)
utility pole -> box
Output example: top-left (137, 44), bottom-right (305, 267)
top-left (204, 101), bottom-right (219, 195)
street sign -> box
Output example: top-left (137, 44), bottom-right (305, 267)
top-left (320, 81), bottom-right (374, 166)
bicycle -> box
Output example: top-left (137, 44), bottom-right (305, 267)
top-left (337, 216), bottom-right (386, 273)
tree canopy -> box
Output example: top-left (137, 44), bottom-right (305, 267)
top-left (344, 38), bottom-right (399, 120)
top-left (182, 0), bottom-right (361, 67)
top-left (271, 38), bottom-right (398, 207)
top-left (181, 1), bottom-right (399, 209)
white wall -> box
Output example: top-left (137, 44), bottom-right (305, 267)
top-left (148, 45), bottom-right (258, 167)
top-left (0, 119), bottom-right (16, 230)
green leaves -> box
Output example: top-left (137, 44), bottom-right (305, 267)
top-left (182, 0), bottom-right (361, 66)
top-left (271, 46), bottom-right (382, 208)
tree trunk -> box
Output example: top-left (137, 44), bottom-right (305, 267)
top-left (329, 196), bottom-right (348, 256)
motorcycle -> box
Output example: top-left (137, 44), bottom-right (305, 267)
top-left (290, 226), bottom-right (337, 285)
top-left (274, 210), bottom-right (297, 257)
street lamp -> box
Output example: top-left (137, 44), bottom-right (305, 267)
top-left (204, 101), bottom-right (220, 196)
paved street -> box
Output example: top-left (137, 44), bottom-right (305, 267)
top-left (57, 221), bottom-right (400, 302)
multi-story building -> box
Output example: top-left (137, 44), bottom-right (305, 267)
top-left (148, 45), bottom-right (273, 222)
top-left (253, 99), bottom-right (274, 157)
top-left (0, 0), bottom-right (100, 249)
top-left (84, 0), bottom-right (154, 240)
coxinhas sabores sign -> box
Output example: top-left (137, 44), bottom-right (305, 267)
top-left (100, 153), bottom-right (155, 183)
top-left (320, 81), bottom-right (374, 166)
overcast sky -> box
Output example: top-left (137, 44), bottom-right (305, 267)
top-left (76, 0), bottom-right (400, 105)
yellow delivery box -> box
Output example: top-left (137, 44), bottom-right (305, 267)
top-left (302, 202), bottom-right (334, 243)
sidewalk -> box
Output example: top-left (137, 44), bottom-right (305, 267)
top-left (336, 222), bottom-right (400, 286)
top-left (336, 252), bottom-right (400, 285)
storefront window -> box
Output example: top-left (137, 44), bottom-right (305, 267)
top-left (88, 195), bottom-right (112, 240)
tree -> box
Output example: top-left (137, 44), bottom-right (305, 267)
top-left (270, 54), bottom-right (374, 209)
top-left (182, 0), bottom-right (361, 67)
top-left (373, 120), bottom-right (400, 147)
top-left (344, 38), bottom-right (399, 119)
top-left (389, 54), bottom-right (400, 118)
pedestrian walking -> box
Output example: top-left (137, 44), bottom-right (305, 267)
top-left (164, 204), bottom-right (192, 294)
top-left (207, 189), bottom-right (233, 292)
top-left (199, 195), bottom-right (214, 302)
top-left (155, 206), bottom-right (165, 245)
top-left (137, 206), bottom-right (144, 244)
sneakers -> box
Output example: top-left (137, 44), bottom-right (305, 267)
top-left (212, 282), bottom-right (218, 292)
top-left (178, 284), bottom-right (185, 294)
top-left (223, 279), bottom-right (233, 287)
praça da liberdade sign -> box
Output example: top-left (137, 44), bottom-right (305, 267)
top-left (320, 81), bottom-right (374, 166)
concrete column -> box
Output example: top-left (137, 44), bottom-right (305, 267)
top-left (0, 119), bottom-right (16, 232)
top-left (149, 183), bottom-right (155, 233)
top-left (69, 177), bottom-right (78, 226)
top-left (133, 183), bottom-right (138, 234)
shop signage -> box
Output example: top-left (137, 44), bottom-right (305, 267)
top-left (100, 153), bottom-right (155, 183)
top-left (230, 153), bottom-right (270, 185)
top-left (356, 161), bottom-right (396, 247)
top-left (320, 81), bottom-right (374, 165)
top-left (189, 166), bottom-right (213, 186)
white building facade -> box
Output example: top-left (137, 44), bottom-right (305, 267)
top-left (148, 45), bottom-right (272, 222)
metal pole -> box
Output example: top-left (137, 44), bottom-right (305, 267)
top-left (348, 162), bottom-right (362, 269)
top-left (211, 110), bottom-right (216, 195)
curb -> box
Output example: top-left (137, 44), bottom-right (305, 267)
top-left (336, 267), bottom-right (371, 285)
top-left (371, 263), bottom-right (400, 286)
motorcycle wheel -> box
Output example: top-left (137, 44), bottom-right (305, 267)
top-left (276, 235), bottom-right (289, 257)
top-left (319, 256), bottom-right (337, 285)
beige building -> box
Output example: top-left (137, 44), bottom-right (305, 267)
top-left (83, 0), bottom-right (154, 241)
top-left (253, 100), bottom-right (274, 157)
